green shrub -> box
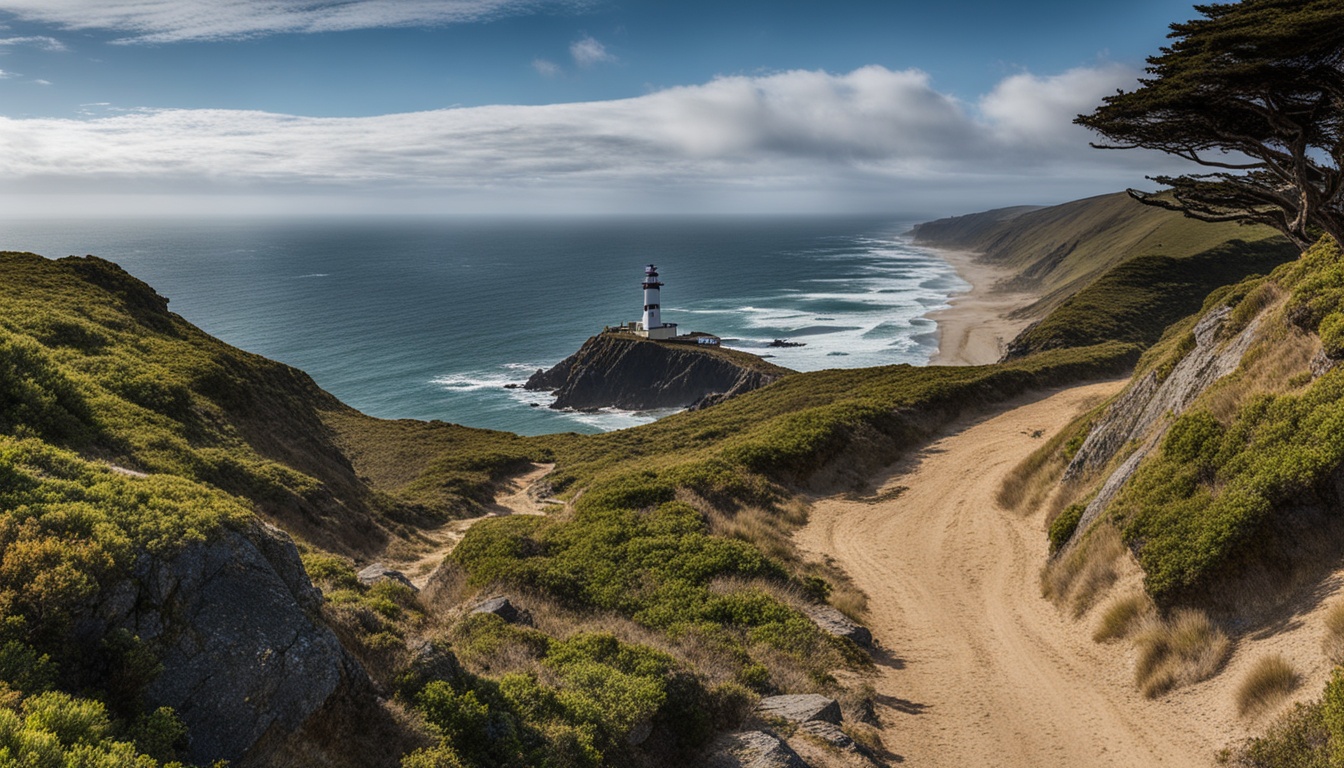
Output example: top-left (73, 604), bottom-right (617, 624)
top-left (1048, 504), bottom-right (1086, 554)
top-left (1323, 669), bottom-right (1344, 766)
top-left (1224, 702), bottom-right (1330, 767)
top-left (1111, 365), bottom-right (1344, 602)
top-left (1320, 313), bottom-right (1344, 358)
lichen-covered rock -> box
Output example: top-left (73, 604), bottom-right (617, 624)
top-left (797, 720), bottom-right (856, 750)
top-left (88, 522), bottom-right (366, 766)
top-left (756, 694), bottom-right (843, 725)
top-left (470, 596), bottom-right (533, 626)
top-left (524, 333), bottom-right (790, 410)
top-left (705, 730), bottom-right (811, 768)
top-left (802, 604), bottom-right (872, 648)
top-left (357, 563), bottom-right (418, 591)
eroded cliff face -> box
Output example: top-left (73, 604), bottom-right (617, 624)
top-left (525, 333), bottom-right (792, 410)
top-left (1059, 307), bottom-right (1265, 550)
top-left (84, 522), bottom-right (367, 766)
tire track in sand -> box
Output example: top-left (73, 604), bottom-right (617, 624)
top-left (796, 381), bottom-right (1227, 768)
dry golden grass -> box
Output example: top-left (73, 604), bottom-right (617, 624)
top-left (1093, 592), bottom-right (1155, 642)
top-left (997, 434), bottom-right (1071, 513)
top-left (1133, 608), bottom-right (1230, 698)
top-left (679, 489), bottom-right (807, 565)
top-left (828, 579), bottom-right (869, 621)
top-left (679, 488), bottom-right (870, 623)
top-left (1204, 298), bottom-right (1319, 422)
top-left (1236, 654), bottom-right (1300, 718)
top-left (1322, 601), bottom-right (1344, 665)
top-left (1041, 524), bottom-right (1127, 617)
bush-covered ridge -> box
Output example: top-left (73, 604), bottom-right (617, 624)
top-left (1101, 237), bottom-right (1344, 605)
top-left (914, 190), bottom-right (1296, 365)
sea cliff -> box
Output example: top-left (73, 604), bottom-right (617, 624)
top-left (524, 332), bottom-right (793, 410)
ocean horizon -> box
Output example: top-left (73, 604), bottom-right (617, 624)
top-left (1, 214), bottom-right (965, 435)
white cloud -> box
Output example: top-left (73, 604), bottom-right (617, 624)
top-left (532, 57), bottom-right (559, 77)
top-left (0, 65), bottom-right (1180, 214)
top-left (0, 0), bottom-right (590, 43)
top-left (979, 64), bottom-right (1133, 146)
top-left (0, 35), bottom-right (65, 51)
top-left (0, 68), bottom-right (12, 78)
top-left (569, 35), bottom-right (613, 67)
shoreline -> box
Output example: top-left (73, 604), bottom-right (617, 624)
top-left (924, 248), bottom-right (1040, 366)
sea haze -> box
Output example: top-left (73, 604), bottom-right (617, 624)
top-left (2, 216), bottom-right (965, 435)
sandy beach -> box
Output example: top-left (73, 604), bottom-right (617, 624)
top-left (926, 248), bottom-right (1040, 366)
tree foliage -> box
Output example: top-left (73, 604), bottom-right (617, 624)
top-left (1077, 0), bottom-right (1344, 250)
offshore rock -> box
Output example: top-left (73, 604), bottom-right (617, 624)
top-left (88, 522), bottom-right (366, 766)
top-left (525, 333), bottom-right (792, 411)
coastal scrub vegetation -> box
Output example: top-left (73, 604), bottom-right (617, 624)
top-left (1225, 669), bottom-right (1344, 766)
top-left (0, 249), bottom-right (1141, 765)
top-left (0, 209), bottom-right (1326, 764)
top-left (1105, 238), bottom-right (1344, 605)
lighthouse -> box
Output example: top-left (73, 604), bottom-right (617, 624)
top-left (638, 264), bottom-right (678, 340)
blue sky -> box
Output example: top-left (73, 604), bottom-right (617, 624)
top-left (0, 0), bottom-right (1203, 216)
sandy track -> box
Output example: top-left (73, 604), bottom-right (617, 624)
top-left (796, 382), bottom-right (1233, 768)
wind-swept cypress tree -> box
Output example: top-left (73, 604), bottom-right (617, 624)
top-left (1077, 0), bottom-right (1344, 250)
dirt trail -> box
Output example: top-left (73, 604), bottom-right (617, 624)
top-left (797, 382), bottom-right (1240, 767)
top-left (392, 462), bottom-right (556, 588)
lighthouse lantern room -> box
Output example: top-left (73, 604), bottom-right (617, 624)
top-left (637, 264), bottom-right (678, 340)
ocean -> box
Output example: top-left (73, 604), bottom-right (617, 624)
top-left (3, 216), bottom-right (964, 435)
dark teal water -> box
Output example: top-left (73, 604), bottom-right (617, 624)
top-left (2, 216), bottom-right (963, 435)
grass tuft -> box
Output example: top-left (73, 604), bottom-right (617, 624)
top-left (1133, 608), bottom-right (1230, 698)
top-left (1041, 524), bottom-right (1126, 617)
top-left (1093, 592), bottom-right (1155, 642)
top-left (1322, 602), bottom-right (1344, 666)
top-left (1236, 654), bottom-right (1300, 718)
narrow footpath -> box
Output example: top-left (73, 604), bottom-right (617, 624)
top-left (391, 462), bottom-right (555, 588)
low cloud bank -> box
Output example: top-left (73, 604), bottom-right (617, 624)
top-left (0, 64), bottom-right (1181, 214)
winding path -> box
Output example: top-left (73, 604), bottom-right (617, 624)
top-left (390, 462), bottom-right (556, 588)
top-left (796, 382), bottom-right (1231, 767)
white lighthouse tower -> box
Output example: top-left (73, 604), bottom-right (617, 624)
top-left (638, 264), bottom-right (677, 340)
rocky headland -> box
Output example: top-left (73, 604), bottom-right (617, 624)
top-left (524, 332), bottom-right (793, 410)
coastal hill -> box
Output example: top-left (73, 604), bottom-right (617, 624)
top-left (0, 188), bottom-right (1339, 766)
top-left (524, 332), bottom-right (793, 410)
top-left (913, 191), bottom-right (1297, 358)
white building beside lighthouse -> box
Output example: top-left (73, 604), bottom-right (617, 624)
top-left (636, 264), bottom-right (678, 340)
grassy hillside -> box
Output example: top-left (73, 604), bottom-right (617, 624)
top-left (11, 191), bottom-right (1322, 765)
top-left (0, 247), bottom-right (1149, 767)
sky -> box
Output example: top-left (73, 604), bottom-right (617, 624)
top-left (0, 0), bottom-right (1206, 217)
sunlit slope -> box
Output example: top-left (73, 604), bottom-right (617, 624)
top-left (913, 192), bottom-right (1297, 355)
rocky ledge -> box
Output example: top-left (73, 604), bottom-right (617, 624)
top-left (525, 333), bottom-right (793, 411)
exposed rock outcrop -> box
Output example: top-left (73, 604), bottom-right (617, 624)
top-left (357, 563), bottom-right (418, 591)
top-left (802, 604), bottom-right (873, 648)
top-left (706, 730), bottom-right (811, 768)
top-left (86, 522), bottom-right (367, 766)
top-left (756, 694), bottom-right (843, 725)
top-left (469, 595), bottom-right (533, 626)
top-left (524, 333), bottom-right (792, 411)
top-left (1061, 305), bottom-right (1263, 549)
